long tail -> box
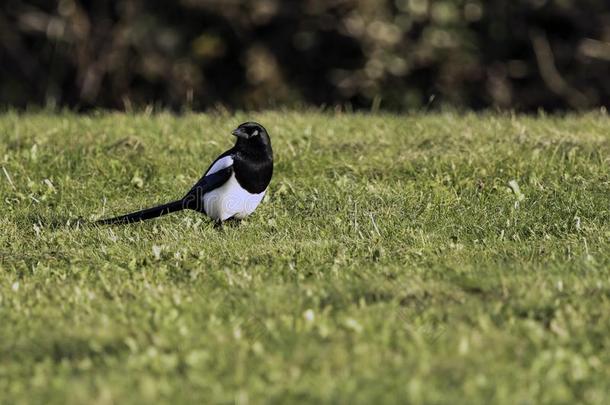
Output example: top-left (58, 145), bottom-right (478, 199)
top-left (96, 200), bottom-right (185, 225)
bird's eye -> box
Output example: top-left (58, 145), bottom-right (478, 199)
top-left (252, 130), bottom-right (259, 136)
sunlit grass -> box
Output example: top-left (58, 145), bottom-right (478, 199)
top-left (0, 110), bottom-right (609, 404)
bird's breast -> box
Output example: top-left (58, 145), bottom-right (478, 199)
top-left (202, 174), bottom-right (266, 221)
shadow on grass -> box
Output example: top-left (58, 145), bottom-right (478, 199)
top-left (25, 213), bottom-right (88, 230)
top-left (0, 213), bottom-right (93, 267)
top-left (3, 333), bottom-right (131, 365)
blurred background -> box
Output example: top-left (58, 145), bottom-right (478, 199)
top-left (1, 0), bottom-right (609, 112)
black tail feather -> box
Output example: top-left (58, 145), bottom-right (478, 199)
top-left (96, 200), bottom-right (185, 225)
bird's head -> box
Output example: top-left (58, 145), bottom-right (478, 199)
top-left (232, 122), bottom-right (268, 140)
top-left (231, 122), bottom-right (272, 157)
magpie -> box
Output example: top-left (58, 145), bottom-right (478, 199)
top-left (96, 122), bottom-right (273, 225)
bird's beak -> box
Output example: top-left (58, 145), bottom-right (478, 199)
top-left (232, 128), bottom-right (248, 139)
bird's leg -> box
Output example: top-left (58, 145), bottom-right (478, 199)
top-left (224, 217), bottom-right (242, 227)
top-left (213, 217), bottom-right (241, 230)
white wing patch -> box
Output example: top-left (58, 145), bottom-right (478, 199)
top-left (205, 155), bottom-right (234, 176)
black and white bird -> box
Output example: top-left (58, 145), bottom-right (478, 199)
top-left (97, 122), bottom-right (273, 226)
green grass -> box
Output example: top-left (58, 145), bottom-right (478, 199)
top-left (0, 111), bottom-right (609, 404)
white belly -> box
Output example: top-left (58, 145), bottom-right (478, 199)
top-left (203, 174), bottom-right (266, 221)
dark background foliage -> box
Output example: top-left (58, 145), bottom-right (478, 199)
top-left (1, 0), bottom-right (609, 111)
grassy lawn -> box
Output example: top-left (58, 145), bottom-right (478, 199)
top-left (0, 111), bottom-right (609, 404)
